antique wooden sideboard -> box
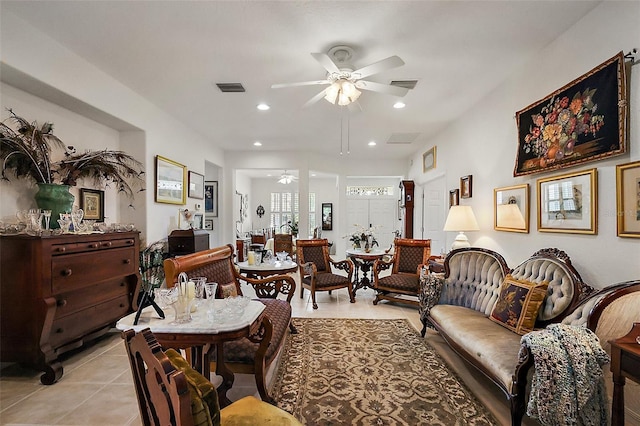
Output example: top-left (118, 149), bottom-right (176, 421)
top-left (0, 231), bottom-right (140, 384)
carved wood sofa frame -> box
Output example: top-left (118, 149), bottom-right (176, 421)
top-left (425, 247), bottom-right (600, 426)
top-left (163, 244), bottom-right (296, 404)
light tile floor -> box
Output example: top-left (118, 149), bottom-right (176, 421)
top-left (0, 276), bottom-right (538, 425)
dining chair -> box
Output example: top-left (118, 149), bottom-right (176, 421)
top-left (296, 238), bottom-right (355, 309)
top-left (123, 328), bottom-right (302, 425)
top-left (274, 233), bottom-right (294, 258)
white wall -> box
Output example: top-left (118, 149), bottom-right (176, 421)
top-left (1, 11), bottom-right (225, 246)
top-left (407, 1), bottom-right (640, 288)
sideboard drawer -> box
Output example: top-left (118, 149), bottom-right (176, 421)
top-left (51, 247), bottom-right (137, 293)
top-left (51, 237), bottom-right (136, 255)
top-left (54, 278), bottom-right (132, 319)
top-left (49, 294), bottom-right (131, 348)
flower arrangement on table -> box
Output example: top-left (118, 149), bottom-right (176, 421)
top-left (280, 220), bottom-right (298, 236)
top-left (345, 224), bottom-right (379, 252)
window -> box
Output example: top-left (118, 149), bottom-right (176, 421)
top-left (270, 192), bottom-right (315, 234)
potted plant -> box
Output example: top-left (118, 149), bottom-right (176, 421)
top-left (1, 109), bottom-right (145, 227)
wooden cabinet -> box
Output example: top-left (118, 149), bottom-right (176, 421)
top-left (0, 232), bottom-right (140, 384)
top-left (168, 229), bottom-right (209, 257)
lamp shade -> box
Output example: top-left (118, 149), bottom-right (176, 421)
top-left (443, 205), bottom-right (479, 232)
top-left (496, 204), bottom-right (526, 229)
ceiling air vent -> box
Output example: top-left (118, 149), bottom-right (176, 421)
top-left (387, 132), bottom-right (420, 144)
top-left (390, 80), bottom-right (418, 90)
top-left (215, 83), bottom-right (246, 92)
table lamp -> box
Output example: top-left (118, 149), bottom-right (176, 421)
top-left (443, 205), bottom-right (479, 250)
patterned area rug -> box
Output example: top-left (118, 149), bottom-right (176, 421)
top-left (270, 318), bottom-right (496, 425)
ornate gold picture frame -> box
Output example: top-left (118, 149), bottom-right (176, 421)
top-left (494, 184), bottom-right (529, 233)
top-left (537, 168), bottom-right (597, 234)
top-left (616, 160), bottom-right (640, 238)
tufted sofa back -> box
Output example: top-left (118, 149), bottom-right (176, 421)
top-left (509, 248), bottom-right (591, 323)
top-left (439, 248), bottom-right (510, 315)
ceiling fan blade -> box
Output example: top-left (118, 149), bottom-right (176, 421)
top-left (303, 88), bottom-right (329, 108)
top-left (352, 55), bottom-right (405, 79)
top-left (271, 80), bottom-right (329, 89)
top-left (311, 52), bottom-right (340, 74)
top-left (355, 80), bottom-right (409, 97)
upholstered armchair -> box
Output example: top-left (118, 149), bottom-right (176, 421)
top-left (296, 238), bottom-right (355, 309)
top-left (372, 238), bottom-right (431, 306)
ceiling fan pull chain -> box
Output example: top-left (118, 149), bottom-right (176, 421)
top-left (340, 111), bottom-right (344, 155)
top-left (347, 109), bottom-right (350, 155)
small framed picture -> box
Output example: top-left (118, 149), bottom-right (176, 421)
top-left (449, 189), bottom-right (459, 207)
top-left (422, 146), bottom-right (436, 173)
top-left (616, 160), bottom-right (640, 238)
top-left (537, 168), bottom-right (597, 234)
top-left (205, 181), bottom-right (219, 217)
top-left (193, 213), bottom-right (204, 230)
top-left (322, 203), bottom-right (333, 230)
top-left (188, 171), bottom-right (205, 199)
top-left (80, 188), bottom-right (105, 222)
top-left (204, 219), bottom-right (213, 230)
top-left (494, 184), bottom-right (529, 233)
top-left (460, 175), bottom-right (473, 198)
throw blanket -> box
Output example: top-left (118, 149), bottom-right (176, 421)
top-left (520, 324), bottom-right (610, 426)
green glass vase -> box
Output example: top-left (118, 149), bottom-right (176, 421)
top-left (34, 183), bottom-right (75, 229)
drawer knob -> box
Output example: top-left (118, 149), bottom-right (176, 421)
top-left (56, 328), bottom-right (64, 334)
top-left (120, 282), bottom-right (126, 287)
top-left (88, 243), bottom-right (99, 248)
top-left (56, 299), bottom-right (67, 307)
top-left (57, 247), bottom-right (66, 253)
top-left (61, 269), bottom-right (73, 277)
top-left (123, 259), bottom-right (131, 264)
top-left (103, 241), bottom-right (112, 247)
top-left (120, 303), bottom-right (125, 308)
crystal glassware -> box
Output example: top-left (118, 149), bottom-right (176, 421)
top-left (43, 210), bottom-right (52, 230)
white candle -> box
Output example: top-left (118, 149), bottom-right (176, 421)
top-left (187, 281), bottom-right (195, 299)
top-left (247, 251), bottom-right (255, 265)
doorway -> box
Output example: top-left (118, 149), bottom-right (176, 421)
top-left (346, 198), bottom-right (397, 251)
top-left (420, 175), bottom-right (446, 255)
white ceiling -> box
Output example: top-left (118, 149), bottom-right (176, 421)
top-left (2, 1), bottom-right (601, 161)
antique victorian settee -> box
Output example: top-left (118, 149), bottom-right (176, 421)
top-left (420, 247), bottom-right (640, 426)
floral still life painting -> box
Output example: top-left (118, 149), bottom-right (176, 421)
top-left (514, 52), bottom-right (628, 176)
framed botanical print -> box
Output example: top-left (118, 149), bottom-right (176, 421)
top-left (537, 168), bottom-right (597, 234)
top-left (80, 188), bottom-right (104, 222)
top-left (494, 184), bottom-right (529, 233)
top-left (155, 155), bottom-right (186, 205)
top-left (616, 160), bottom-right (640, 238)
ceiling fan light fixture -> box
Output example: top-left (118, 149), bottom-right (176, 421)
top-left (278, 170), bottom-right (295, 185)
top-left (324, 79), bottom-right (361, 106)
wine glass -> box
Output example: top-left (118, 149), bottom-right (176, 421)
top-left (43, 210), bottom-right (52, 230)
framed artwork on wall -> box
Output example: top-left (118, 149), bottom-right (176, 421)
top-left (494, 184), bottom-right (529, 233)
top-left (449, 189), bottom-right (459, 207)
top-left (205, 181), bottom-right (218, 217)
top-left (422, 146), bottom-right (436, 172)
top-left (192, 213), bottom-right (203, 230)
top-left (155, 155), bottom-right (186, 205)
top-left (616, 160), bottom-right (640, 238)
top-left (514, 52), bottom-right (628, 177)
top-left (188, 171), bottom-right (204, 199)
top-left (537, 168), bottom-right (597, 234)
top-left (80, 188), bottom-right (104, 222)
top-left (322, 203), bottom-right (333, 230)
top-left (460, 175), bottom-right (473, 198)
top-left (204, 219), bottom-right (213, 230)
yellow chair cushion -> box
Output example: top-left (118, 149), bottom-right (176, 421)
top-left (220, 396), bottom-right (302, 425)
top-left (165, 349), bottom-right (221, 426)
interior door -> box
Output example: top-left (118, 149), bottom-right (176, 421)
top-left (421, 175), bottom-right (446, 255)
top-left (346, 199), bottom-right (396, 251)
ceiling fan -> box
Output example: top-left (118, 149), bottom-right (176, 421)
top-left (278, 170), bottom-right (297, 185)
top-left (271, 45), bottom-right (410, 108)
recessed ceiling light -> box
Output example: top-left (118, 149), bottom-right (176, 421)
top-left (257, 103), bottom-right (270, 111)
top-left (311, 173), bottom-right (316, 177)
top-left (253, 141), bottom-right (262, 147)
top-left (393, 102), bottom-right (406, 109)
top-left (368, 141), bottom-right (377, 146)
